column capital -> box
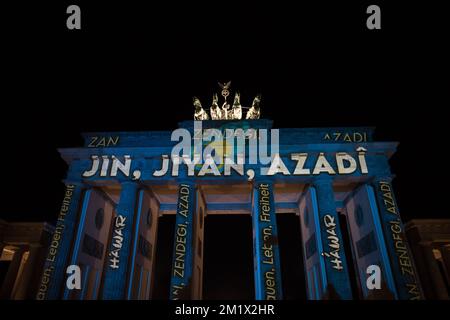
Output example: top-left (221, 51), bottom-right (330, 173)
top-left (418, 241), bottom-right (434, 247)
top-left (177, 179), bottom-right (196, 187)
top-left (13, 246), bottom-right (26, 254)
top-left (62, 179), bottom-right (87, 188)
top-left (118, 180), bottom-right (140, 187)
top-left (372, 175), bottom-right (395, 184)
top-left (253, 178), bottom-right (273, 186)
top-left (119, 180), bottom-right (141, 192)
top-left (28, 242), bottom-right (43, 249)
top-left (311, 176), bottom-right (334, 186)
top-left (116, 181), bottom-right (140, 214)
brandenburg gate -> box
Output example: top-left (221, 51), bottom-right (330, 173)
top-left (35, 89), bottom-right (424, 300)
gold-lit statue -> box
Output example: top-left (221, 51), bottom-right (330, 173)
top-left (210, 93), bottom-right (222, 120)
top-left (230, 92), bottom-right (242, 120)
top-left (219, 81), bottom-right (231, 119)
top-left (246, 94), bottom-right (261, 119)
top-left (193, 97), bottom-right (209, 120)
top-left (219, 81), bottom-right (231, 100)
top-left (192, 81), bottom-right (262, 120)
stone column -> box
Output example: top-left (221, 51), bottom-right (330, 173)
top-left (191, 188), bottom-right (205, 300)
top-left (372, 176), bottom-right (424, 300)
top-left (312, 177), bottom-right (352, 300)
top-left (169, 182), bottom-right (196, 300)
top-left (101, 181), bottom-right (139, 299)
top-left (0, 247), bottom-right (25, 299)
top-left (36, 182), bottom-right (85, 300)
top-left (440, 245), bottom-right (450, 285)
top-left (0, 243), bottom-right (5, 258)
top-left (252, 181), bottom-right (283, 300)
top-left (12, 244), bottom-right (42, 299)
top-left (125, 188), bottom-right (161, 300)
top-left (147, 191), bottom-right (160, 299)
top-left (0, 220), bottom-right (5, 251)
top-left (419, 244), bottom-right (448, 299)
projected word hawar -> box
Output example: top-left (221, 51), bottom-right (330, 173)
top-left (322, 214), bottom-right (343, 271)
top-left (109, 215), bottom-right (126, 269)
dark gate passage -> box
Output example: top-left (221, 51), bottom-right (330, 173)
top-left (203, 215), bottom-right (254, 299)
top-left (277, 213), bottom-right (307, 299)
top-left (152, 215), bottom-right (175, 299)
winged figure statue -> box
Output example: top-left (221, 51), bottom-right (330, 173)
top-left (193, 97), bottom-right (209, 120)
top-left (246, 94), bottom-right (261, 119)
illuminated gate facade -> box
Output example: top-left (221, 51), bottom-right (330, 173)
top-left (36, 119), bottom-right (423, 300)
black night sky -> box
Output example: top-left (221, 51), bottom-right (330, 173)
top-left (1, 1), bottom-right (448, 300)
